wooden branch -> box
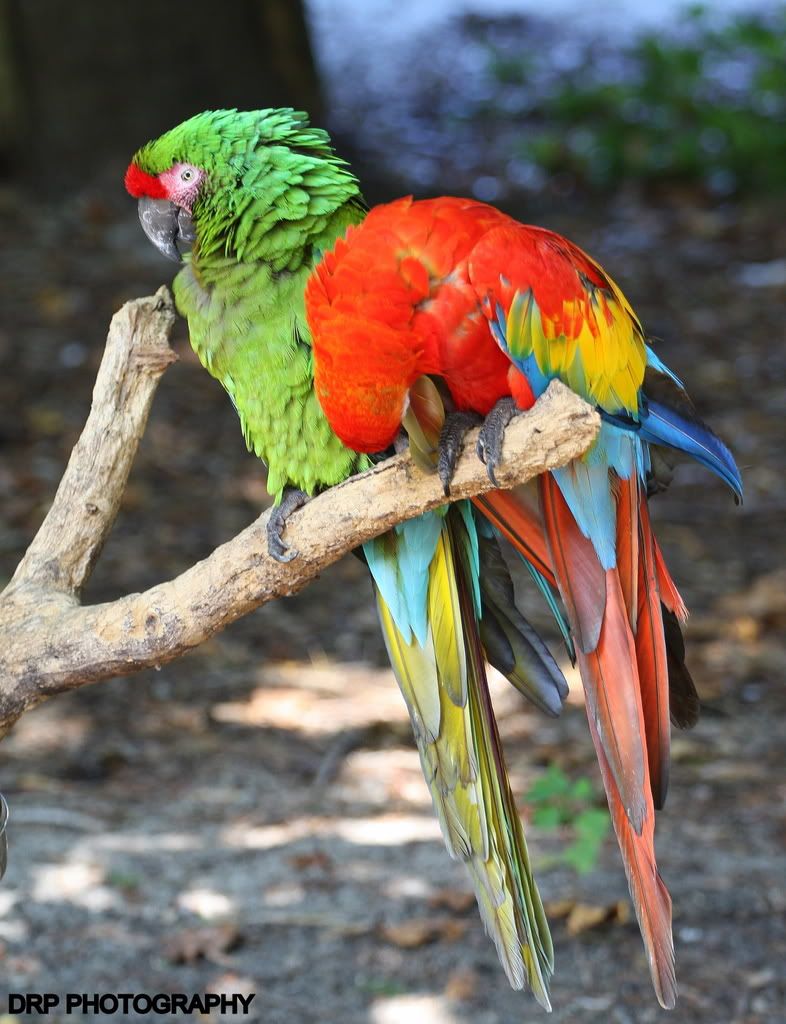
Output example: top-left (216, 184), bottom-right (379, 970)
top-left (0, 291), bottom-right (600, 736)
top-left (7, 287), bottom-right (177, 597)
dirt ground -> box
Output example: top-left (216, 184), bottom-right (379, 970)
top-left (0, 163), bottom-right (785, 1024)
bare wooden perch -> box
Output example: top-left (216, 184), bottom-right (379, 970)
top-left (0, 289), bottom-right (600, 737)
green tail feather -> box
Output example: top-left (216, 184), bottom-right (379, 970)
top-left (376, 507), bottom-right (554, 1008)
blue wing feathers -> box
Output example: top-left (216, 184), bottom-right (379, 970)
top-left (639, 400), bottom-right (743, 500)
top-left (646, 347), bottom-right (685, 389)
top-left (364, 512), bottom-right (445, 646)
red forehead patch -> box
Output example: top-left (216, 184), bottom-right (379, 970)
top-left (124, 163), bottom-right (168, 199)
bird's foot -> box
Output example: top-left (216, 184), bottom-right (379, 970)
top-left (437, 411), bottom-right (482, 494)
top-left (476, 397), bottom-right (521, 487)
top-left (267, 487), bottom-right (309, 562)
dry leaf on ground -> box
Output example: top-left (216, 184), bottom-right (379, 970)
top-left (162, 923), bottom-right (242, 965)
top-left (545, 899), bottom-right (630, 935)
top-left (381, 917), bottom-right (467, 948)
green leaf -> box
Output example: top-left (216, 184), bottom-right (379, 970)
top-left (574, 808), bottom-right (611, 840)
top-left (562, 836), bottom-right (604, 875)
top-left (533, 806), bottom-right (564, 829)
top-left (526, 763), bottom-right (572, 803)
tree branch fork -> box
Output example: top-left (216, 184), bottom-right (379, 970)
top-left (0, 289), bottom-right (599, 736)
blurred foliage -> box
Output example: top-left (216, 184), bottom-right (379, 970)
top-left (526, 764), bottom-right (610, 875)
top-left (493, 5), bottom-right (786, 194)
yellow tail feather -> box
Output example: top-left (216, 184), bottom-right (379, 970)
top-left (376, 512), bottom-right (553, 1008)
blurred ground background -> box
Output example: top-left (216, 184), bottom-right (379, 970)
top-left (0, 2), bottom-right (784, 1022)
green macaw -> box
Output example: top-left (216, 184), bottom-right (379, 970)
top-left (126, 108), bottom-right (568, 1009)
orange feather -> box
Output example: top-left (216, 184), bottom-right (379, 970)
top-left (539, 474), bottom-right (605, 655)
top-left (473, 489), bottom-right (555, 585)
top-left (653, 536), bottom-right (688, 622)
top-left (586, 712), bottom-right (676, 1009)
top-left (577, 569), bottom-right (649, 834)
top-left (540, 475), bottom-right (649, 832)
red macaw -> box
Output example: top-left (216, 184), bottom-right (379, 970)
top-left (306, 195), bottom-right (741, 1009)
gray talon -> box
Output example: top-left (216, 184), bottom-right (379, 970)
top-left (267, 531), bottom-right (299, 563)
top-left (438, 411), bottom-right (482, 494)
top-left (476, 397), bottom-right (520, 486)
top-left (267, 487), bottom-right (309, 563)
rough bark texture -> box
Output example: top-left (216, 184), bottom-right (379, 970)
top-left (0, 290), bottom-right (599, 737)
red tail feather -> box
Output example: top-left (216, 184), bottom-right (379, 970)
top-left (577, 570), bottom-right (649, 833)
top-left (586, 712), bottom-right (676, 1009)
top-left (637, 495), bottom-right (671, 808)
top-left (473, 488), bottom-right (555, 584)
top-left (615, 475), bottom-right (640, 630)
top-left (537, 475), bottom-right (648, 831)
top-left (538, 471), bottom-right (675, 999)
top-left (539, 474), bottom-right (605, 655)
top-left (653, 536), bottom-right (688, 622)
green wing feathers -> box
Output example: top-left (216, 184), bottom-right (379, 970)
top-left (376, 509), bottom-right (554, 1008)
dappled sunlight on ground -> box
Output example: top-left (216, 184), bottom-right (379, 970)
top-left (369, 992), bottom-right (458, 1024)
top-left (212, 660), bottom-right (408, 735)
top-left (31, 860), bottom-right (119, 912)
top-left (178, 887), bottom-right (236, 919)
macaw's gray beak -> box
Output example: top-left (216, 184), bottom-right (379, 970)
top-left (137, 197), bottom-right (195, 263)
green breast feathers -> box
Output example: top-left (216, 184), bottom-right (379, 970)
top-left (174, 254), bottom-right (368, 501)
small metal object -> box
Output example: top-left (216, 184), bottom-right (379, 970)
top-left (0, 794), bottom-right (8, 880)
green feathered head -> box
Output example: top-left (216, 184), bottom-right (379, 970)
top-left (125, 108), bottom-right (361, 263)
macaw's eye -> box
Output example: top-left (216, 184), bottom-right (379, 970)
top-left (181, 168), bottom-right (194, 182)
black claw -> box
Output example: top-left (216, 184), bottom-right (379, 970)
top-left (437, 460), bottom-right (453, 496)
top-left (266, 487), bottom-right (309, 563)
top-left (437, 411), bottom-right (482, 494)
top-left (476, 435), bottom-right (487, 465)
top-left (476, 397), bottom-right (520, 486)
